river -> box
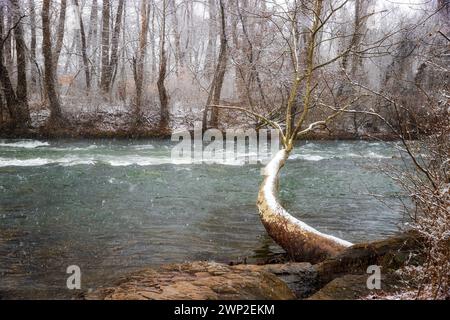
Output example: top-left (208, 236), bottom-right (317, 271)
top-left (0, 139), bottom-right (406, 299)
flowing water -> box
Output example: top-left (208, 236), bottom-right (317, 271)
top-left (0, 139), bottom-right (406, 299)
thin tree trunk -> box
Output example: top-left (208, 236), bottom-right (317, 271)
top-left (100, 0), bottom-right (110, 94)
top-left (42, 0), bottom-right (64, 126)
top-left (0, 61), bottom-right (21, 125)
top-left (87, 0), bottom-right (98, 86)
top-left (4, 5), bottom-right (13, 76)
top-left (133, 0), bottom-right (150, 121)
top-left (0, 1), bottom-right (29, 129)
top-left (110, 0), bottom-right (125, 87)
top-left (150, 2), bottom-right (157, 77)
top-left (170, 0), bottom-right (183, 74)
top-left (158, 0), bottom-right (170, 130)
top-left (29, 0), bottom-right (37, 89)
top-left (203, 0), bottom-right (227, 130)
top-left (103, 0), bottom-right (124, 94)
top-left (204, 0), bottom-right (217, 79)
top-left (53, 0), bottom-right (67, 74)
top-left (0, 41), bottom-right (21, 126)
top-left (87, 0), bottom-right (98, 50)
top-left (11, 0), bottom-right (30, 125)
top-left (73, 0), bottom-right (91, 92)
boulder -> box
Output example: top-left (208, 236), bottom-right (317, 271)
top-left (315, 231), bottom-right (423, 286)
top-left (308, 274), bottom-right (403, 300)
top-left (86, 261), bottom-right (296, 300)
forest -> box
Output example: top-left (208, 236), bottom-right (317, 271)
top-left (0, 0), bottom-right (449, 301)
top-left (0, 0), bottom-right (446, 138)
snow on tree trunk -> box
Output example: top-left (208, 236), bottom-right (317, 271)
top-left (257, 149), bottom-right (353, 263)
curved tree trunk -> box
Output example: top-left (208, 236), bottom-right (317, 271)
top-left (257, 149), bottom-right (353, 263)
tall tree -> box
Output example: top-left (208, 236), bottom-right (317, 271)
top-left (73, 0), bottom-right (91, 91)
top-left (87, 0), bottom-right (99, 51)
top-left (170, 0), bottom-right (183, 74)
top-left (0, 0), bottom-right (30, 129)
top-left (133, 0), bottom-right (150, 122)
top-left (100, 0), bottom-right (111, 94)
top-left (204, 0), bottom-right (217, 79)
top-left (28, 0), bottom-right (38, 89)
top-left (11, 0), bottom-right (29, 113)
top-left (53, 0), bottom-right (68, 74)
top-left (203, 0), bottom-right (228, 130)
top-left (158, 0), bottom-right (170, 130)
top-left (42, 0), bottom-right (64, 126)
top-left (100, 0), bottom-right (124, 94)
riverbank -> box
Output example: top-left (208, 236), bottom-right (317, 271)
top-left (0, 125), bottom-right (399, 141)
top-left (86, 232), bottom-right (424, 300)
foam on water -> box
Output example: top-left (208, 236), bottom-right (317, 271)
top-left (0, 158), bottom-right (51, 167)
top-left (0, 156), bottom-right (95, 167)
top-left (290, 154), bottom-right (326, 161)
top-left (0, 140), bottom-right (395, 167)
top-left (0, 140), bottom-right (50, 149)
top-left (131, 144), bottom-right (155, 150)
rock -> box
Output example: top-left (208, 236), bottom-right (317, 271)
top-left (260, 263), bottom-right (318, 299)
top-left (308, 274), bottom-right (403, 300)
top-left (315, 231), bottom-right (423, 286)
top-left (233, 263), bottom-right (318, 299)
top-left (86, 262), bottom-right (296, 300)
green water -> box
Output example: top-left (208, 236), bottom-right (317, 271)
top-left (0, 139), bottom-right (405, 299)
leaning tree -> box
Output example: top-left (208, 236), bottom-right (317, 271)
top-left (207, 0), bottom-right (385, 263)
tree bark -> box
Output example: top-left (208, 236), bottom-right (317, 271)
top-left (42, 0), bottom-right (64, 126)
top-left (133, 0), bottom-right (150, 122)
top-left (101, 0), bottom-right (124, 94)
top-left (204, 0), bottom-right (217, 79)
top-left (158, 0), bottom-right (170, 130)
top-left (170, 0), bottom-right (183, 74)
top-left (257, 149), bottom-right (353, 263)
top-left (3, 5), bottom-right (13, 76)
top-left (53, 0), bottom-right (67, 74)
top-left (0, 2), bottom-right (30, 129)
top-left (29, 0), bottom-right (38, 89)
top-left (203, 0), bottom-right (227, 130)
top-left (100, 0), bottom-right (111, 94)
top-left (73, 0), bottom-right (91, 92)
top-left (87, 0), bottom-right (98, 51)
top-left (11, 0), bottom-right (30, 125)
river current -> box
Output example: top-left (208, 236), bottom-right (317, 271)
top-left (0, 139), bottom-right (406, 299)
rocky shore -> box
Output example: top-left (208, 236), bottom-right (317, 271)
top-left (86, 232), bottom-right (423, 300)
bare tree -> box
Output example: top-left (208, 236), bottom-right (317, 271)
top-left (133, 0), bottom-right (151, 123)
top-left (100, 0), bottom-right (124, 94)
top-left (204, 0), bottom-right (217, 79)
top-left (28, 0), bottom-right (38, 91)
top-left (42, 0), bottom-right (64, 126)
top-left (206, 0), bottom-right (367, 262)
top-left (0, 1), bottom-right (30, 129)
top-left (73, 0), bottom-right (91, 91)
top-left (100, 0), bottom-right (110, 95)
top-left (53, 0), bottom-right (68, 74)
top-left (170, 0), bottom-right (183, 74)
top-left (11, 0), bottom-right (30, 123)
top-left (202, 0), bottom-right (228, 130)
top-left (158, 0), bottom-right (170, 131)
